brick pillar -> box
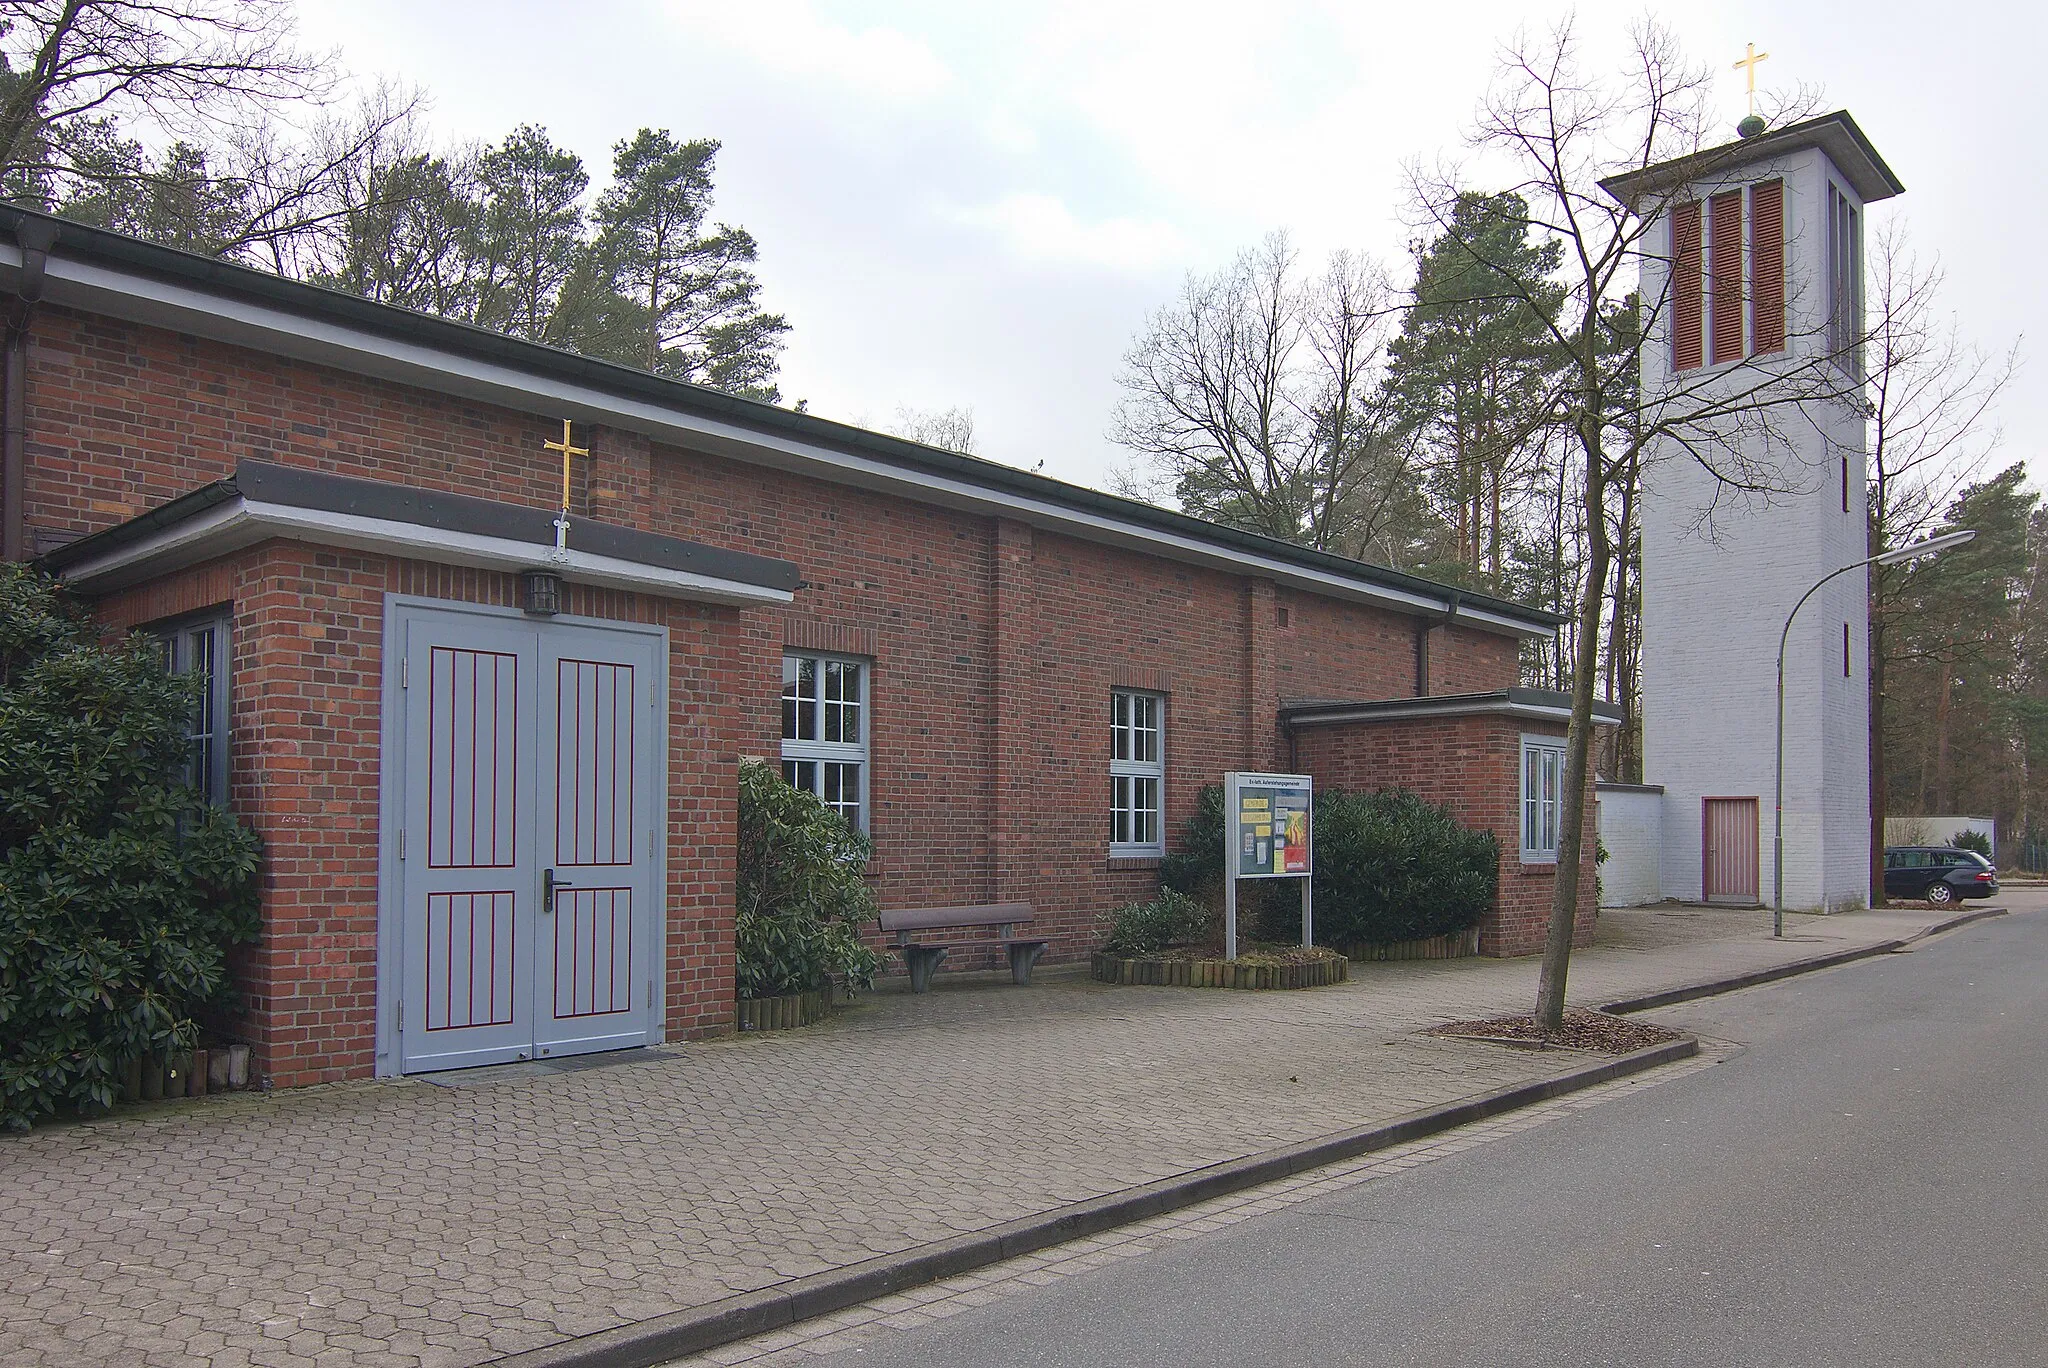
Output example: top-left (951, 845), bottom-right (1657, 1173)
top-left (1243, 578), bottom-right (1281, 770)
top-left (992, 519), bottom-right (1036, 901)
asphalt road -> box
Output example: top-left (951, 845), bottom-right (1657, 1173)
top-left (815, 904), bottom-right (2048, 1367)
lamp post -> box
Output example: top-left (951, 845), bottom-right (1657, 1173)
top-left (1773, 529), bottom-right (1976, 937)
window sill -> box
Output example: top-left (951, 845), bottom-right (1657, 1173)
top-left (1517, 858), bottom-right (1559, 874)
top-left (1108, 854), bottom-right (1163, 871)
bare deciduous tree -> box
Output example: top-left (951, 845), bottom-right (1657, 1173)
top-left (1111, 232), bottom-right (1422, 560)
top-left (1, 1), bottom-right (329, 190)
top-left (0, 3), bottom-right (432, 261)
top-left (273, 85), bottom-right (482, 311)
top-left (889, 404), bottom-right (978, 454)
top-left (1417, 19), bottom-right (1867, 1029)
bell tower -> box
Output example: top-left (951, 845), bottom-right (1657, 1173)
top-left (1611, 111), bottom-right (1904, 912)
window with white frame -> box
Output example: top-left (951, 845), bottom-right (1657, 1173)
top-left (781, 652), bottom-right (868, 830)
top-left (154, 612), bottom-right (232, 807)
top-left (1520, 735), bottom-right (1566, 863)
top-left (1110, 690), bottom-right (1164, 854)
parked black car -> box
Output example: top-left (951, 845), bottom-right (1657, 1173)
top-left (1882, 846), bottom-right (2000, 905)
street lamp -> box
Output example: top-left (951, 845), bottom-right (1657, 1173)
top-left (1773, 529), bottom-right (1976, 937)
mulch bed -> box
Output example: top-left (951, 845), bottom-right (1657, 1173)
top-left (1426, 1008), bottom-right (1684, 1054)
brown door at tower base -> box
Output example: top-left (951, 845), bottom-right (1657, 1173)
top-left (1703, 797), bottom-right (1761, 904)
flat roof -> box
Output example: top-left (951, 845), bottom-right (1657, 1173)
top-left (1282, 687), bottom-right (1626, 728)
top-left (0, 205), bottom-right (1563, 639)
top-left (1599, 110), bottom-right (1904, 209)
top-left (38, 459), bottom-right (804, 605)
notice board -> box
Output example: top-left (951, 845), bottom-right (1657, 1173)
top-left (1228, 772), bottom-right (1312, 878)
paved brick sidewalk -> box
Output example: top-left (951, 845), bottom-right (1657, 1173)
top-left (0, 899), bottom-right (2018, 1368)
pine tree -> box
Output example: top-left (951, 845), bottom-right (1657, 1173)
top-left (1884, 465), bottom-right (2037, 825)
top-left (469, 124), bottom-right (587, 342)
top-left (583, 130), bottom-right (787, 400)
top-left (1386, 192), bottom-right (1566, 583)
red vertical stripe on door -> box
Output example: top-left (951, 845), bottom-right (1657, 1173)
top-left (1709, 190), bottom-right (1745, 365)
top-left (427, 647), bottom-right (517, 869)
top-left (1750, 179), bottom-right (1785, 354)
top-left (554, 659), bottom-right (635, 867)
top-left (1671, 201), bottom-right (1703, 372)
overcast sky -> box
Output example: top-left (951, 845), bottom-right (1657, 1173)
top-left (294, 0), bottom-right (2039, 495)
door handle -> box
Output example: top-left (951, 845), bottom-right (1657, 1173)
top-left (543, 868), bottom-right (575, 915)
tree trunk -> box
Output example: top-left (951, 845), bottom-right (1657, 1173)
top-left (1868, 613), bottom-right (1888, 906)
top-left (1488, 460), bottom-right (1502, 581)
top-left (1535, 425), bottom-right (1612, 1031)
top-left (1933, 661), bottom-right (1954, 813)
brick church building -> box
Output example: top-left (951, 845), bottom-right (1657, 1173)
top-left (0, 206), bottom-right (1600, 1088)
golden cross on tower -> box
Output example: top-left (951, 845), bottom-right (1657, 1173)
top-left (1732, 42), bottom-right (1770, 118)
top-left (542, 418), bottom-right (588, 559)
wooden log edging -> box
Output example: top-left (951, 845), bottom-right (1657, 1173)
top-left (1089, 952), bottom-right (1350, 990)
top-left (116, 1043), bottom-right (255, 1105)
top-left (736, 989), bottom-right (832, 1032)
top-left (1343, 925), bottom-right (1483, 962)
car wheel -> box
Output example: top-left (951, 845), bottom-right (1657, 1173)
top-left (1927, 883), bottom-right (1956, 906)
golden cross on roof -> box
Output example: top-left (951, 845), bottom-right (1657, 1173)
top-left (1733, 42), bottom-right (1770, 118)
top-left (542, 418), bottom-right (588, 558)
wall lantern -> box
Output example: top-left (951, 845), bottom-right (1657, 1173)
top-left (520, 568), bottom-right (564, 616)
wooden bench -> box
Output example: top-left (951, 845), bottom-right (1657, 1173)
top-left (877, 903), bottom-right (1048, 993)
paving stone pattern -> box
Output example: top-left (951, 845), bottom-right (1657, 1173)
top-left (663, 1041), bottom-right (1742, 1366)
top-left (0, 904), bottom-right (1989, 1367)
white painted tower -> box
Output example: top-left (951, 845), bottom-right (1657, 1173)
top-left (1612, 113), bottom-right (1903, 912)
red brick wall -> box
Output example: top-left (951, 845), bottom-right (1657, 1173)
top-left (96, 542), bottom-right (764, 1087)
top-left (1293, 715), bottom-right (1599, 956)
top-left (1272, 584), bottom-right (1421, 706)
top-left (19, 302), bottom-right (1545, 1074)
top-left (1432, 625), bottom-right (1524, 695)
top-left (612, 434), bottom-right (1531, 967)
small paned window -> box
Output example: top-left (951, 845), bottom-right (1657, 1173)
top-left (154, 613), bottom-right (231, 807)
top-left (1520, 735), bottom-right (1567, 864)
top-left (781, 653), bottom-right (868, 831)
top-left (1110, 690), bottom-right (1165, 854)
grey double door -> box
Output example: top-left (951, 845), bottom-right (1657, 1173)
top-left (391, 603), bottom-right (664, 1074)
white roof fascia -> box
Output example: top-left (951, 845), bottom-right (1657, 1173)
top-left (1288, 699), bottom-right (1619, 727)
top-left (14, 246), bottom-right (1552, 642)
top-left (52, 496), bottom-right (796, 606)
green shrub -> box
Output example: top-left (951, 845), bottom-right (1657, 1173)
top-left (1159, 785), bottom-right (1300, 939)
top-left (735, 759), bottom-right (882, 999)
top-left (1162, 783), bottom-right (1498, 948)
top-left (1314, 788), bottom-right (1498, 945)
top-left (1103, 888), bottom-right (1215, 956)
top-left (0, 566), bottom-right (261, 1130)
top-left (1951, 830), bottom-right (1993, 858)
